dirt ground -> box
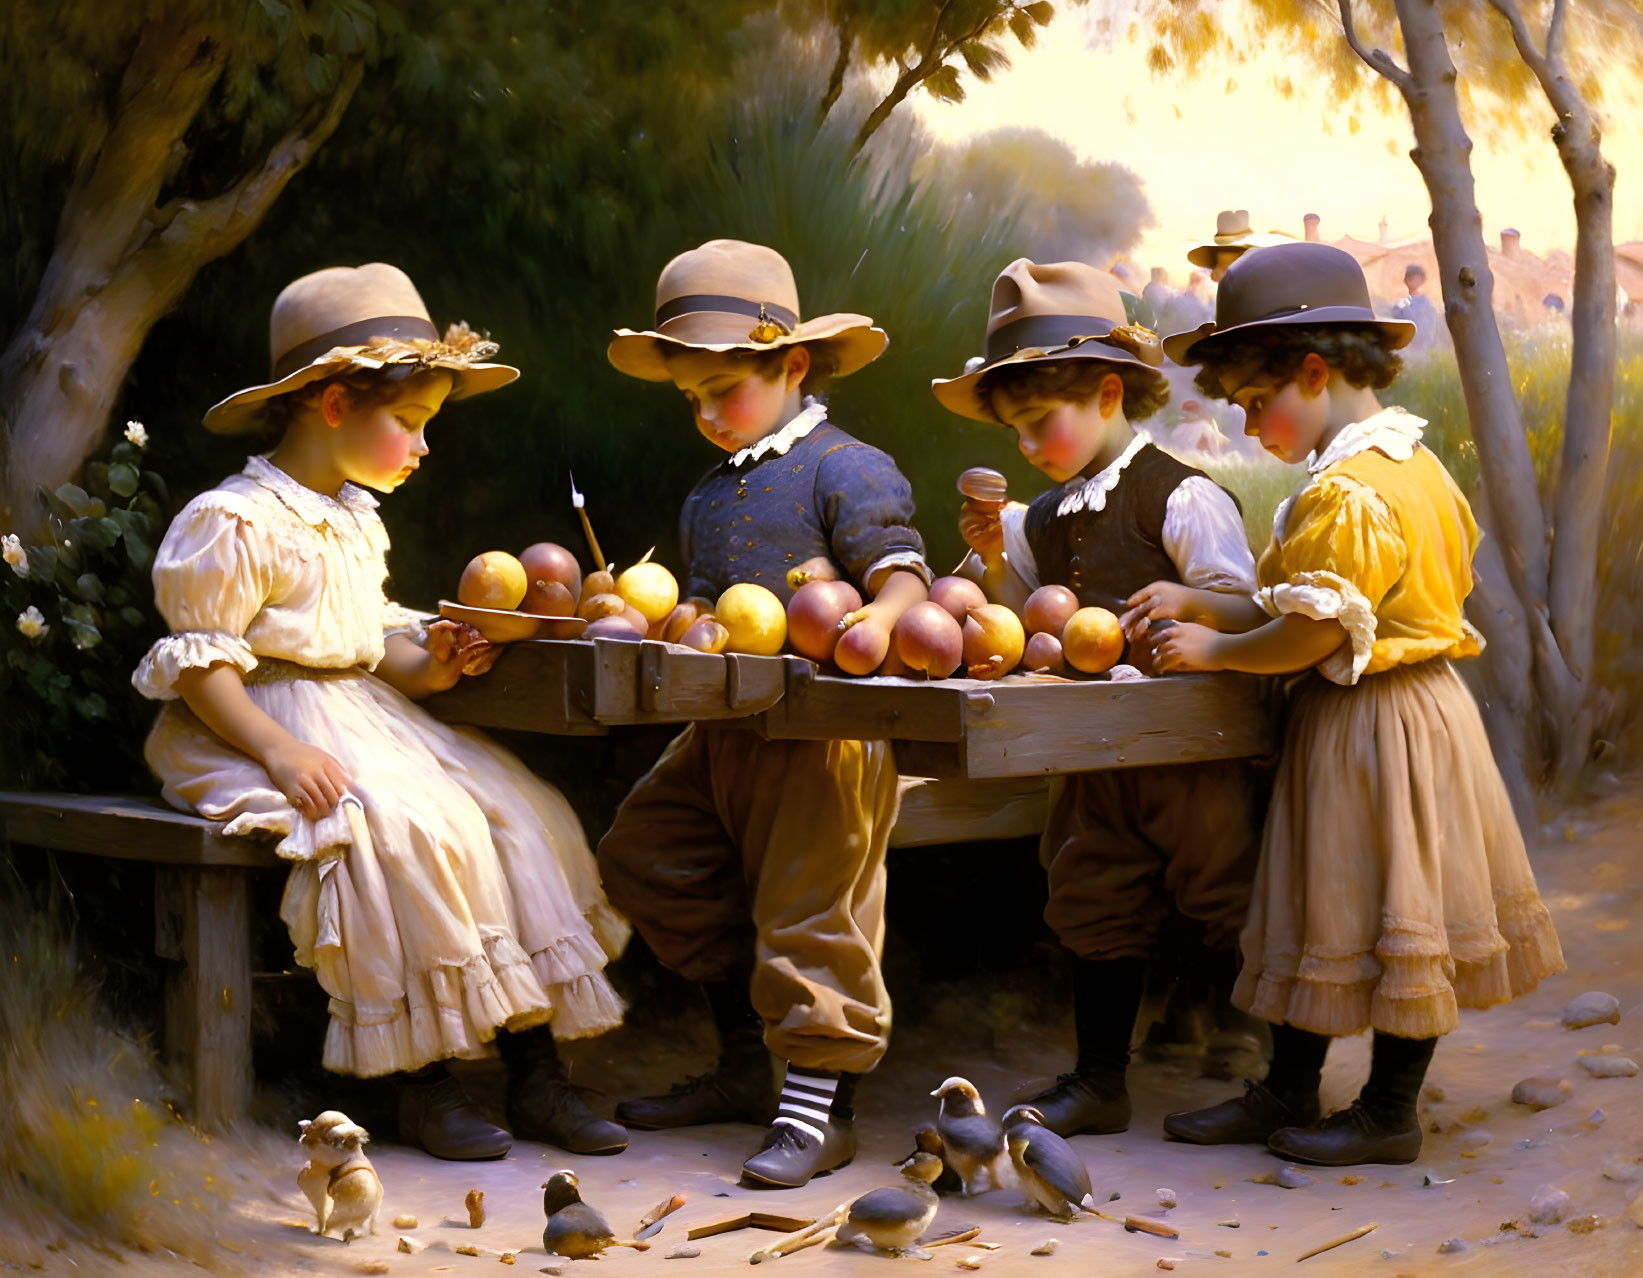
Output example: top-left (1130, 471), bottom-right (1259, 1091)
top-left (16, 784), bottom-right (1643, 1277)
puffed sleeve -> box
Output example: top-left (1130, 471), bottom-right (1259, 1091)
top-left (1255, 474), bottom-right (1406, 685)
top-left (132, 493), bottom-right (273, 699)
top-left (816, 441), bottom-right (930, 592)
top-left (1161, 477), bottom-right (1256, 592)
top-left (678, 486), bottom-right (717, 602)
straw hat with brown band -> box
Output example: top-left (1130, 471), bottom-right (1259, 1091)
top-left (202, 263), bottom-right (519, 435)
top-left (606, 239), bottom-right (887, 382)
top-left (1185, 209), bottom-right (1297, 269)
top-left (931, 258), bottom-right (1168, 424)
top-left (1161, 241), bottom-right (1414, 375)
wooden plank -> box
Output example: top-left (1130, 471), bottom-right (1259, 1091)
top-left (586, 640), bottom-right (786, 722)
top-left (889, 776), bottom-right (1051, 847)
top-left (757, 667), bottom-right (968, 743)
top-left (954, 674), bottom-right (1276, 778)
top-left (424, 640), bottom-right (607, 734)
top-left (0, 791), bottom-right (275, 867)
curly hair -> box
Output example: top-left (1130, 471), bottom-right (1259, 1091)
top-left (1190, 324), bottom-right (1405, 401)
top-left (255, 363), bottom-right (454, 439)
top-left (663, 343), bottom-right (841, 397)
top-left (978, 357), bottom-right (1170, 422)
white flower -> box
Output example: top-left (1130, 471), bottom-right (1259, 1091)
top-left (16, 606), bottom-right (48, 640)
top-left (2, 534), bottom-right (26, 578)
top-left (124, 420), bottom-right (149, 448)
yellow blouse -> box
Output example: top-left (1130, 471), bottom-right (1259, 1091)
top-left (1255, 407), bottom-right (1484, 685)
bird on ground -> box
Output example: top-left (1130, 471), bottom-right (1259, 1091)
top-left (296, 1112), bottom-right (382, 1241)
top-left (931, 1076), bottom-right (1010, 1196)
top-left (541, 1170), bottom-right (649, 1259)
top-left (834, 1152), bottom-right (946, 1256)
top-left (1002, 1104), bottom-right (1102, 1220)
top-left (900, 1126), bottom-right (965, 1195)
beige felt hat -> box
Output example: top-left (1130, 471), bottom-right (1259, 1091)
top-left (1186, 210), bottom-right (1297, 269)
top-left (607, 239), bottom-right (887, 382)
top-left (931, 258), bottom-right (1167, 424)
top-left (202, 263), bottom-right (519, 434)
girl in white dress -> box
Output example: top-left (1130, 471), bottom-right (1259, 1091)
top-left (133, 264), bottom-right (629, 1161)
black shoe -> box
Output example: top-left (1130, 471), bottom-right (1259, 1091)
top-left (510, 1078), bottom-right (628, 1155)
top-left (1267, 1100), bottom-right (1423, 1166)
top-left (741, 1119), bottom-right (857, 1188)
top-left (396, 1071), bottom-right (513, 1161)
top-left (1025, 1072), bottom-right (1131, 1137)
top-left (1163, 1079), bottom-right (1320, 1145)
top-left (617, 1064), bottom-right (775, 1130)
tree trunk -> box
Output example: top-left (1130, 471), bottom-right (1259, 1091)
top-left (1539, 55), bottom-right (1616, 782)
top-left (852, 62), bottom-right (928, 154)
top-left (818, 13), bottom-right (857, 123)
top-left (1382, 0), bottom-right (1601, 806)
top-left (0, 24), bottom-right (362, 530)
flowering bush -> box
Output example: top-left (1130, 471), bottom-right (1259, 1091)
top-left (0, 427), bottom-right (168, 789)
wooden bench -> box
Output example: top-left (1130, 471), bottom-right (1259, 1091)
top-left (0, 791), bottom-right (278, 1131)
top-left (0, 776), bottom-right (1050, 1129)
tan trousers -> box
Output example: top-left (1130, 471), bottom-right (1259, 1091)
top-left (1040, 760), bottom-right (1262, 961)
top-left (596, 725), bottom-right (898, 1074)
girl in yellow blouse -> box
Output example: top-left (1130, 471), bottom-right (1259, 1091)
top-left (1126, 243), bottom-right (1564, 1167)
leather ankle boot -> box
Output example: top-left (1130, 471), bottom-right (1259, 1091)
top-left (501, 1026), bottom-right (628, 1155)
top-left (395, 1067), bottom-right (512, 1161)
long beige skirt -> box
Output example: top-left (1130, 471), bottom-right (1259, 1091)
top-left (1233, 660), bottom-right (1564, 1039)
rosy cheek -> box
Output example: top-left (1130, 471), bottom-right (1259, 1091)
top-left (371, 429), bottom-right (412, 472)
top-left (1258, 405), bottom-right (1298, 453)
top-left (717, 385), bottom-right (766, 433)
top-left (1037, 415), bottom-right (1087, 469)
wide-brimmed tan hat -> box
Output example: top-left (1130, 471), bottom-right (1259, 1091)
top-left (1186, 210), bottom-right (1296, 269)
top-left (1162, 242), bottom-right (1415, 368)
top-left (931, 258), bottom-right (1167, 424)
top-left (606, 239), bottom-right (887, 382)
top-left (203, 263), bottom-right (519, 434)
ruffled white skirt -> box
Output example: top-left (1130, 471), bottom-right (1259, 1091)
top-left (144, 661), bottom-right (628, 1077)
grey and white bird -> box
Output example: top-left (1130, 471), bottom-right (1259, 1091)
top-left (931, 1077), bottom-right (1010, 1196)
top-left (834, 1152), bottom-right (945, 1256)
top-left (1002, 1104), bottom-right (1100, 1220)
top-left (541, 1170), bottom-right (649, 1259)
top-left (901, 1126), bottom-right (964, 1195)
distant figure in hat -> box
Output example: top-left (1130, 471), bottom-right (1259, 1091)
top-left (1390, 263), bottom-right (1441, 352)
top-left (134, 265), bottom-right (630, 1162)
top-left (1144, 242), bottom-right (1564, 1166)
top-left (932, 259), bottom-right (1268, 1137)
top-left (1187, 210), bottom-right (1295, 283)
top-left (598, 239), bottom-right (932, 1188)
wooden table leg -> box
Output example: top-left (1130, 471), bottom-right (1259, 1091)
top-left (156, 865), bottom-right (252, 1130)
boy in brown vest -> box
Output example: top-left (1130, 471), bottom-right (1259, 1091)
top-left (934, 259), bottom-right (1265, 1136)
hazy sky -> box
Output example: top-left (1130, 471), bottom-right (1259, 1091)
top-left (917, 6), bottom-right (1643, 280)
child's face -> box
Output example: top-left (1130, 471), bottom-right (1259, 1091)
top-left (1226, 353), bottom-right (1330, 465)
top-left (990, 370), bottom-right (1122, 483)
top-left (324, 372), bottom-right (452, 492)
top-left (665, 348), bottom-right (805, 453)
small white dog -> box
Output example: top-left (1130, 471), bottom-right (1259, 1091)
top-left (297, 1110), bottom-right (383, 1241)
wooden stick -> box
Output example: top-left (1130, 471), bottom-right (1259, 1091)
top-left (748, 1203), bottom-right (849, 1264)
top-left (1113, 1213), bottom-right (1178, 1240)
top-left (568, 472), bottom-right (608, 571)
top-left (1295, 1222), bottom-right (1378, 1262)
top-left (924, 1227), bottom-right (982, 1248)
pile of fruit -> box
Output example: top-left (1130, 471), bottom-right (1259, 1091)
top-left (788, 575), bottom-right (1124, 680)
top-left (454, 547), bottom-right (1126, 680)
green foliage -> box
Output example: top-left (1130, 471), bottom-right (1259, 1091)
top-left (0, 429), bottom-right (167, 790)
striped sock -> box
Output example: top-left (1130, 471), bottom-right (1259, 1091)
top-left (773, 1065), bottom-right (839, 1142)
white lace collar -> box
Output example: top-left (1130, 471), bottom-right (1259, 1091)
top-left (1056, 432), bottom-right (1149, 517)
top-left (729, 398), bottom-right (828, 468)
top-left (245, 454), bottom-right (378, 527)
top-left (1307, 406), bottom-right (1427, 475)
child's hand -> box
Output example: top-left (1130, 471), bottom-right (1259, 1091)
top-left (1120, 580), bottom-right (1196, 640)
top-left (425, 619), bottom-right (501, 690)
top-left (1150, 621), bottom-right (1224, 674)
top-left (959, 498), bottom-right (1005, 561)
top-left (265, 739), bottom-right (352, 819)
